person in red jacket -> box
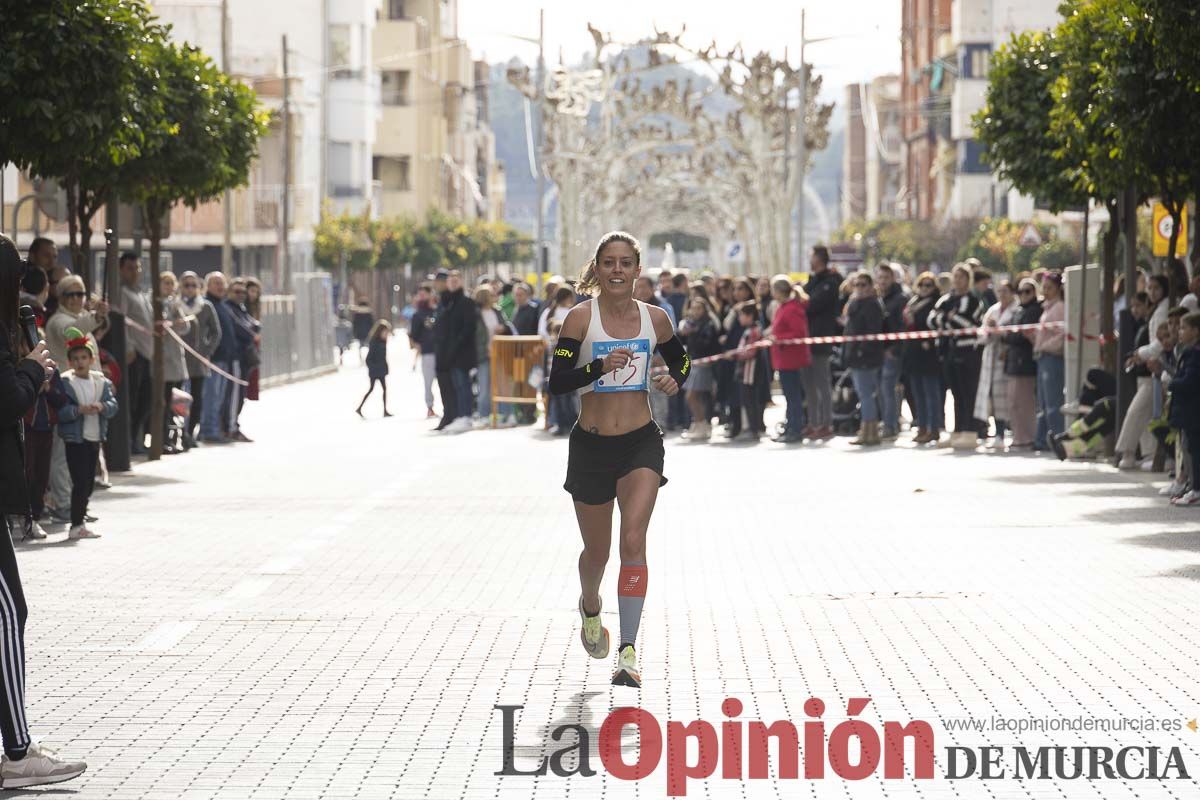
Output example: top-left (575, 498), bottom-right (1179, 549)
top-left (767, 275), bottom-right (812, 443)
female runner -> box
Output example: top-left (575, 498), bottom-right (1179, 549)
top-left (548, 231), bottom-right (690, 687)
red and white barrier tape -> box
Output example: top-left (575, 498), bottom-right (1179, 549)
top-left (674, 320), bottom-right (1114, 368)
top-left (124, 318), bottom-right (250, 387)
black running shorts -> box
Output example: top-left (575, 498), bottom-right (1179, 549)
top-left (563, 421), bottom-right (668, 506)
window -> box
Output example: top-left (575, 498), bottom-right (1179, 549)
top-left (957, 139), bottom-right (989, 175)
top-left (330, 24), bottom-right (354, 79)
top-left (387, 0), bottom-right (406, 19)
top-left (381, 70), bottom-right (410, 106)
top-left (373, 156), bottom-right (411, 192)
top-left (329, 142), bottom-right (358, 196)
top-left (959, 44), bottom-right (992, 79)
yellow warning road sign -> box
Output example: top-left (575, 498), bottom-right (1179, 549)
top-left (1152, 202), bottom-right (1187, 258)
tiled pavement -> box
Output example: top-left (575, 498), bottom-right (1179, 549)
top-left (15, 352), bottom-right (1200, 799)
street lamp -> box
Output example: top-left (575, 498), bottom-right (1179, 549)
top-left (794, 8), bottom-right (841, 273)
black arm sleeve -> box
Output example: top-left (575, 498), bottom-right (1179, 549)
top-left (657, 335), bottom-right (690, 389)
top-left (548, 337), bottom-right (603, 395)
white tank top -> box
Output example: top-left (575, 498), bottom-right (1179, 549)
top-left (576, 299), bottom-right (658, 395)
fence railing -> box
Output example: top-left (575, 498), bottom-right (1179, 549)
top-left (258, 272), bottom-right (338, 387)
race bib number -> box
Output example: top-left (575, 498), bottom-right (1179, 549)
top-left (593, 338), bottom-right (650, 392)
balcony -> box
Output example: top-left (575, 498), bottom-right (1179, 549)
top-left (164, 184), bottom-right (318, 244)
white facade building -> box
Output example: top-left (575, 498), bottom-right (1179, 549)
top-left (948, 0), bottom-right (1060, 221)
top-left (147, 1), bottom-right (380, 287)
top-left (326, 0), bottom-right (381, 216)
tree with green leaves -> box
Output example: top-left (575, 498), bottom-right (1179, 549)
top-left (118, 41), bottom-right (268, 460)
top-left (0, 0), bottom-right (168, 289)
top-left (974, 30), bottom-right (1087, 215)
top-left (1076, 0), bottom-right (1194, 269)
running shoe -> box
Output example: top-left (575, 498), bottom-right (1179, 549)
top-left (612, 644), bottom-right (641, 687)
top-left (578, 597), bottom-right (610, 659)
top-left (0, 742), bottom-right (86, 788)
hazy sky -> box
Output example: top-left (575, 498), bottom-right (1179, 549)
top-left (458, 0), bottom-right (902, 100)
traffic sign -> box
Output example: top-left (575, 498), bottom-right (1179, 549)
top-left (1152, 202), bottom-right (1187, 257)
top-left (1018, 223), bottom-right (1043, 248)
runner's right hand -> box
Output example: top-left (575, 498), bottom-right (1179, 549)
top-left (601, 347), bottom-right (635, 373)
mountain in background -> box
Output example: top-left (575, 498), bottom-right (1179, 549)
top-left (489, 60), bottom-right (844, 247)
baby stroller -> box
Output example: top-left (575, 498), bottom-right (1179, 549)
top-left (168, 387), bottom-right (193, 452)
top-left (830, 350), bottom-right (862, 435)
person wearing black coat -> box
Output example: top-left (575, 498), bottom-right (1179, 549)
top-left (843, 272), bottom-right (886, 445)
top-left (409, 286), bottom-right (438, 417)
top-left (510, 282), bottom-right (541, 336)
top-left (1003, 279), bottom-right (1043, 448)
top-left (0, 234), bottom-right (88, 785)
top-left (356, 320), bottom-right (392, 418)
top-left (802, 246), bottom-right (842, 437)
top-left (875, 264), bottom-right (910, 439)
top-left (903, 273), bottom-right (944, 442)
top-left (929, 264), bottom-right (986, 437)
top-left (1168, 315), bottom-right (1200, 506)
top-left (432, 271), bottom-right (477, 431)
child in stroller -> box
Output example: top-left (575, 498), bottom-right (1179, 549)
top-left (167, 387), bottom-right (194, 452)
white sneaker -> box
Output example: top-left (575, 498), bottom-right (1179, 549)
top-left (68, 525), bottom-right (101, 540)
top-left (448, 417), bottom-right (473, 433)
top-left (1118, 454), bottom-right (1138, 470)
top-left (611, 644), bottom-right (641, 688)
top-left (0, 742), bottom-right (86, 788)
top-left (578, 597), bottom-right (610, 659)
top-left (1171, 491), bottom-right (1200, 507)
top-left (1160, 481), bottom-right (1184, 497)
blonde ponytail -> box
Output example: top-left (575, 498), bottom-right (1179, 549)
top-left (577, 258), bottom-right (600, 295)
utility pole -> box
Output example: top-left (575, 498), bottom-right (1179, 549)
top-left (281, 34), bottom-right (291, 293)
top-left (795, 9), bottom-right (807, 273)
top-left (221, 0), bottom-right (233, 273)
top-left (319, 0), bottom-right (329, 219)
top-left (535, 8), bottom-right (546, 295)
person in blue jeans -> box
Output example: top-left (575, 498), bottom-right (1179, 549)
top-left (1033, 272), bottom-right (1067, 450)
top-left (843, 272), bottom-right (886, 446)
top-left (875, 262), bottom-right (910, 439)
top-left (200, 271), bottom-right (238, 443)
top-left (903, 273), bottom-right (944, 443)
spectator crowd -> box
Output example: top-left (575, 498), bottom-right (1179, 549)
top-left (392, 246), bottom-right (1200, 508)
top-left (10, 237), bottom-right (264, 542)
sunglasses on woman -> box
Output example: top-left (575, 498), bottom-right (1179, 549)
top-left (61, 291), bottom-right (86, 299)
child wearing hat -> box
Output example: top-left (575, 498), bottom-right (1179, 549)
top-left (56, 328), bottom-right (117, 540)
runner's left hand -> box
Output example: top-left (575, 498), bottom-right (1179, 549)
top-left (651, 374), bottom-right (679, 396)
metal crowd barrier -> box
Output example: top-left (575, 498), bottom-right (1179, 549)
top-left (258, 273), bottom-right (338, 387)
top-left (490, 335), bottom-right (545, 423)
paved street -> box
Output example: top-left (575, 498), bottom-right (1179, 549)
top-left (17, 350), bottom-right (1200, 799)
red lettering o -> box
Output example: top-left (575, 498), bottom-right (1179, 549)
top-left (600, 707), bottom-right (663, 780)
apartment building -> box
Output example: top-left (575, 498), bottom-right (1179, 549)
top-left (373, 0), bottom-right (503, 222)
top-left (843, 75), bottom-right (902, 222)
top-left (900, 0), bottom-right (953, 221)
top-left (948, 0), bottom-right (1059, 221)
